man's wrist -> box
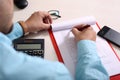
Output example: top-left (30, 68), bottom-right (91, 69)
top-left (18, 21), bottom-right (29, 35)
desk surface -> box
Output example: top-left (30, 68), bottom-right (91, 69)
top-left (13, 0), bottom-right (120, 61)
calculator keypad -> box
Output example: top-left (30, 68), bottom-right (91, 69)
top-left (23, 50), bottom-right (44, 58)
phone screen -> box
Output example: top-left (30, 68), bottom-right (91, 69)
top-left (97, 26), bottom-right (120, 47)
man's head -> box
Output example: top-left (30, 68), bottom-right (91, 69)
top-left (0, 0), bottom-right (14, 34)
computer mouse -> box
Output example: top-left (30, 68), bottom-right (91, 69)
top-left (14, 0), bottom-right (28, 9)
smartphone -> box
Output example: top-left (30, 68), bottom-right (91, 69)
top-left (97, 26), bottom-right (120, 47)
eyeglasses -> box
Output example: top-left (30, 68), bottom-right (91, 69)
top-left (48, 10), bottom-right (61, 20)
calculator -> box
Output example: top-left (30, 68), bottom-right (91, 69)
top-left (13, 39), bottom-right (44, 58)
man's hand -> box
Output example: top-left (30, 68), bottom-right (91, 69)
top-left (72, 24), bottom-right (96, 42)
top-left (25, 11), bottom-right (52, 33)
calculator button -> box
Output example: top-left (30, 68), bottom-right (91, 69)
top-left (33, 50), bottom-right (36, 53)
top-left (24, 51), bottom-right (28, 53)
top-left (29, 50), bottom-right (33, 53)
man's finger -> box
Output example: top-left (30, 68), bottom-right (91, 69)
top-left (42, 23), bottom-right (51, 29)
top-left (71, 28), bottom-right (80, 36)
top-left (47, 15), bottom-right (52, 24)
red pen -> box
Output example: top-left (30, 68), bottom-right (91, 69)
top-left (76, 24), bottom-right (90, 31)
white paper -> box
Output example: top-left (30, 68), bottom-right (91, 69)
top-left (51, 16), bottom-right (96, 32)
top-left (52, 16), bottom-right (120, 78)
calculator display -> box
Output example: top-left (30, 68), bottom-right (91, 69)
top-left (17, 44), bottom-right (41, 49)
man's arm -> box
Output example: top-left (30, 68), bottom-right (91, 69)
top-left (0, 33), bottom-right (72, 80)
top-left (72, 25), bottom-right (109, 80)
top-left (75, 40), bottom-right (109, 80)
top-left (6, 11), bottom-right (52, 41)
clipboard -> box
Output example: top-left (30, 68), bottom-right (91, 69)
top-left (48, 17), bottom-right (120, 79)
